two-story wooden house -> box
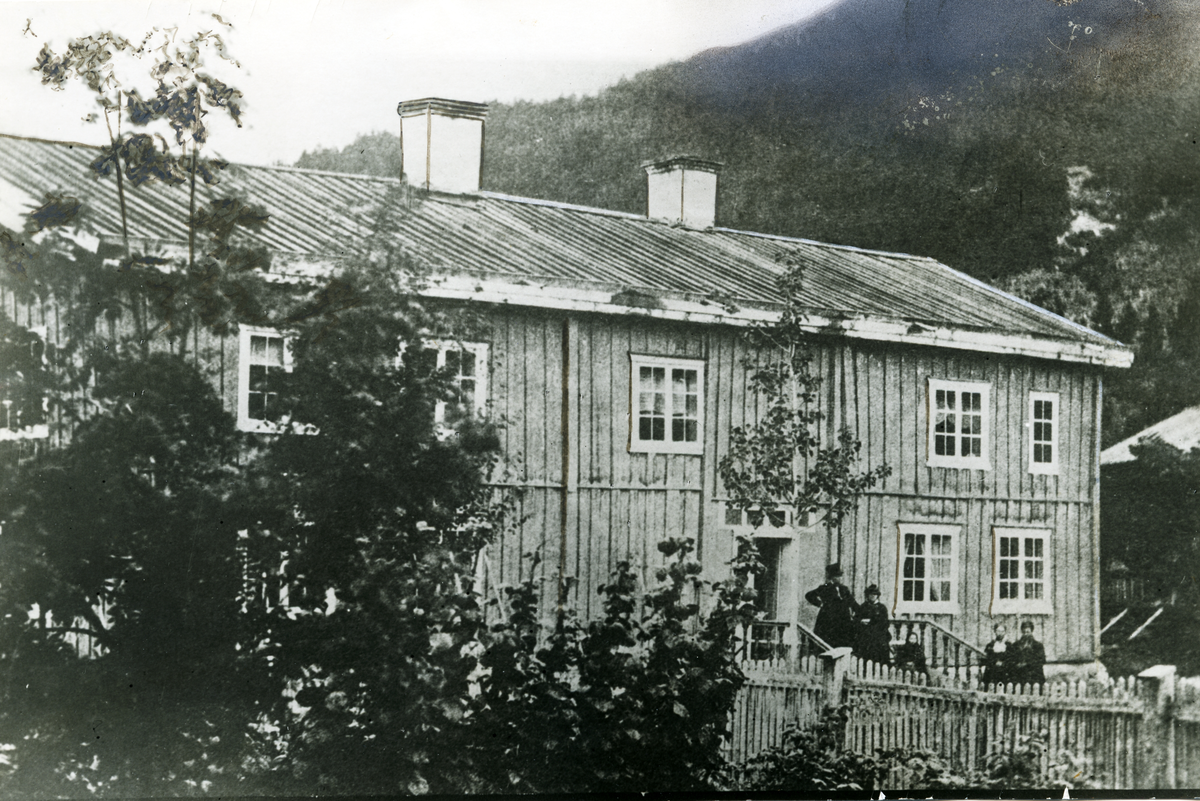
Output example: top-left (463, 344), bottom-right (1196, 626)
top-left (0, 98), bottom-right (1132, 671)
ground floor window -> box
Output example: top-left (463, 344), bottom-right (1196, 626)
top-left (991, 526), bottom-right (1053, 615)
top-left (893, 522), bottom-right (960, 615)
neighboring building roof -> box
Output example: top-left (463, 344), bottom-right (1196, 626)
top-left (1101, 406), bottom-right (1200, 465)
top-left (0, 133), bottom-right (1132, 367)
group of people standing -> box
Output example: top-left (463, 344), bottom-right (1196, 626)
top-left (981, 621), bottom-right (1046, 688)
top-left (804, 563), bottom-right (1046, 686)
top-left (804, 563), bottom-right (894, 665)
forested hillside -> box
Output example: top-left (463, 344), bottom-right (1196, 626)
top-left (297, 0), bottom-right (1200, 445)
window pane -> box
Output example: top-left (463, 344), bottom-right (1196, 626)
top-left (460, 351), bottom-right (476, 377)
top-left (249, 364), bottom-right (269, 391)
top-left (248, 392), bottom-right (265, 420)
top-left (755, 540), bottom-right (784, 618)
top-left (671, 418), bottom-right (684, 441)
top-left (651, 418), bottom-right (665, 440)
top-left (725, 506), bottom-right (743, 527)
top-left (267, 337), bottom-right (284, 366)
top-left (251, 335), bottom-right (266, 361)
top-left (639, 417), bottom-right (653, 440)
top-left (684, 420), bottom-right (698, 441)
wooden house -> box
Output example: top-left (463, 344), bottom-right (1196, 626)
top-left (0, 98), bottom-right (1133, 669)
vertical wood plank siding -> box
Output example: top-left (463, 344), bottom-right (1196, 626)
top-left (482, 306), bottom-right (1102, 662)
top-left (3, 281), bottom-right (1103, 662)
top-left (0, 286), bottom-right (235, 459)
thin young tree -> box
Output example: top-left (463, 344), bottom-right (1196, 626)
top-left (719, 254), bottom-right (892, 564)
top-left (34, 22), bottom-right (255, 356)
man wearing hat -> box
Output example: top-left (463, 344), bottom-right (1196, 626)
top-left (854, 584), bottom-right (892, 665)
top-left (804, 563), bottom-right (859, 649)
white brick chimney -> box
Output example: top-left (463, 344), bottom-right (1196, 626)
top-left (397, 98), bottom-right (488, 194)
top-left (643, 156), bottom-right (723, 228)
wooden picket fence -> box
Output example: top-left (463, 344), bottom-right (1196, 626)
top-left (728, 651), bottom-right (1194, 789)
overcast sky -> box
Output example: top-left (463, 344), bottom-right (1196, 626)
top-left (0, 0), bottom-right (839, 166)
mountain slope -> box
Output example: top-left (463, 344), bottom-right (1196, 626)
top-left (296, 0), bottom-right (1200, 444)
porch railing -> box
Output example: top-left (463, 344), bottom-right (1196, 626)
top-left (889, 617), bottom-right (985, 677)
top-left (736, 620), bottom-right (830, 670)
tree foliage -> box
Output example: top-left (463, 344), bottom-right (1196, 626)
top-left (32, 25), bottom-right (258, 357)
top-left (0, 353), bottom-right (264, 797)
top-left (467, 536), bottom-right (757, 795)
top-left (719, 258), bottom-right (892, 551)
top-left (1101, 439), bottom-right (1200, 601)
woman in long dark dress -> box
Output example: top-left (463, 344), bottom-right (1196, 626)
top-left (981, 623), bottom-right (1013, 689)
top-left (894, 630), bottom-right (927, 676)
top-left (853, 584), bottom-right (891, 665)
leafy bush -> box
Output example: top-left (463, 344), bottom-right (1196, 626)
top-left (739, 707), bottom-right (881, 793)
top-left (739, 708), bottom-right (1093, 793)
top-left (466, 536), bottom-right (757, 794)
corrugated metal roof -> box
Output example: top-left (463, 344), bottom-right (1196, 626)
top-left (1101, 406), bottom-right (1200, 465)
top-left (0, 132), bottom-right (1128, 363)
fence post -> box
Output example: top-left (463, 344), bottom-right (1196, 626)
top-left (820, 646), bottom-right (853, 704)
top-left (1136, 664), bottom-right (1177, 789)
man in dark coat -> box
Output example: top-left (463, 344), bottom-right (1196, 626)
top-left (805, 563), bottom-right (858, 649)
top-left (1011, 620), bottom-right (1047, 686)
top-left (853, 584), bottom-right (891, 665)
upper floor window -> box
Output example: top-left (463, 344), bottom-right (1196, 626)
top-left (1, 325), bottom-right (49, 441)
top-left (1029, 391), bottom-right (1059, 475)
top-left (629, 354), bottom-right (704, 454)
top-left (927, 378), bottom-right (990, 470)
top-left (406, 340), bottom-right (490, 430)
top-left (991, 526), bottom-right (1052, 615)
top-left (238, 326), bottom-right (292, 433)
top-left (894, 522), bottom-right (960, 615)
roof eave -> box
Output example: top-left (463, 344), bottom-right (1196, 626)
top-left (104, 238), bottom-right (1135, 369)
top-left (415, 273), bottom-right (1134, 368)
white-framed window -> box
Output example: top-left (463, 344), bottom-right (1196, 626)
top-left (629, 354), bottom-right (704, 454)
top-left (893, 522), bottom-right (960, 615)
top-left (927, 378), bottom-right (991, 470)
top-left (991, 526), bottom-right (1052, 615)
top-left (237, 325), bottom-right (293, 433)
top-left (0, 325), bottom-right (49, 441)
top-left (1028, 391), bottom-right (1059, 475)
top-left (405, 339), bottom-right (490, 429)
